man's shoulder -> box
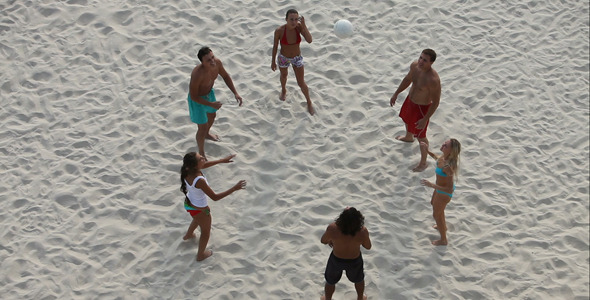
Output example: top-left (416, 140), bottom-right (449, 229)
top-left (429, 70), bottom-right (441, 85)
top-left (191, 64), bottom-right (206, 78)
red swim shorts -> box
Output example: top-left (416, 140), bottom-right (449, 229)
top-left (399, 96), bottom-right (431, 138)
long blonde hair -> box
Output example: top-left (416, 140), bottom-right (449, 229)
top-left (446, 138), bottom-right (461, 180)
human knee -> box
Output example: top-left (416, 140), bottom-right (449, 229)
top-left (296, 78), bottom-right (307, 88)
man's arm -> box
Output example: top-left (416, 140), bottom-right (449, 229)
top-left (218, 59), bottom-right (243, 106)
top-left (415, 78), bottom-right (441, 129)
top-left (189, 69), bottom-right (214, 106)
top-left (390, 63), bottom-right (414, 106)
top-left (321, 223), bottom-right (335, 246)
top-left (361, 227), bottom-right (372, 250)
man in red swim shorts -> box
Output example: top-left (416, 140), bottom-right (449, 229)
top-left (390, 49), bottom-right (441, 172)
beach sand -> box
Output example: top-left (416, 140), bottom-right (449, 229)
top-left (0, 0), bottom-right (588, 299)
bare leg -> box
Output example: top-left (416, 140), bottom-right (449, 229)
top-left (412, 137), bottom-right (429, 172)
top-left (196, 123), bottom-right (208, 158)
top-left (354, 281), bottom-right (367, 300)
top-left (321, 283), bottom-right (335, 300)
top-left (279, 67), bottom-right (288, 101)
top-left (196, 212), bottom-right (213, 261)
top-left (395, 124), bottom-right (414, 142)
top-left (293, 66), bottom-right (314, 115)
top-left (183, 215), bottom-right (198, 240)
top-left (205, 112), bottom-right (219, 141)
top-left (431, 195), bottom-right (450, 246)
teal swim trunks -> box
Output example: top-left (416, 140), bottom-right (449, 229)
top-left (187, 88), bottom-right (218, 124)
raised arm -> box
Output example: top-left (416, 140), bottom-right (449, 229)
top-left (202, 154), bottom-right (236, 169)
top-left (195, 177), bottom-right (246, 201)
top-left (298, 16), bottom-right (312, 43)
top-left (420, 142), bottom-right (439, 160)
top-left (361, 227), bottom-right (372, 250)
top-left (321, 223), bottom-right (335, 247)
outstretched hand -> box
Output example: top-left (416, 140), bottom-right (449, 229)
top-left (420, 179), bottom-right (433, 188)
top-left (233, 180), bottom-right (247, 191)
top-left (222, 154), bottom-right (237, 163)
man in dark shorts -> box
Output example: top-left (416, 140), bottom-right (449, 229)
top-left (320, 207), bottom-right (372, 300)
top-left (390, 49), bottom-right (441, 172)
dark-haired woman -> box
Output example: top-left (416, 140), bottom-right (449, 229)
top-left (180, 152), bottom-right (246, 261)
top-left (271, 9), bottom-right (314, 115)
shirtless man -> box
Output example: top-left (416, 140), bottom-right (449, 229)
top-left (188, 47), bottom-right (243, 159)
top-left (320, 207), bottom-right (372, 300)
top-left (390, 49), bottom-right (441, 172)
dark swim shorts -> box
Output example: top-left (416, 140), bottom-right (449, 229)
top-left (324, 252), bottom-right (364, 285)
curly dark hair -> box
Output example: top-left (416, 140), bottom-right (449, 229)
top-left (335, 207), bottom-right (364, 236)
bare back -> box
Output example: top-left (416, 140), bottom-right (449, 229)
top-left (321, 223), bottom-right (371, 259)
top-left (407, 61), bottom-right (441, 105)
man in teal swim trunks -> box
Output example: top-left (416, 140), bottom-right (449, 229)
top-left (189, 46), bottom-right (243, 159)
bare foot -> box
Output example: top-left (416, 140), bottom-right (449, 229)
top-left (206, 133), bottom-right (220, 142)
top-left (395, 136), bottom-right (414, 143)
top-left (182, 233), bottom-right (196, 240)
top-left (196, 249), bottom-right (213, 261)
top-left (432, 239), bottom-right (448, 246)
top-left (412, 163), bottom-right (428, 172)
top-left (279, 90), bottom-right (286, 101)
top-left (308, 103), bottom-right (315, 115)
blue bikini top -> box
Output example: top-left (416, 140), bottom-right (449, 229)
top-left (435, 163), bottom-right (449, 177)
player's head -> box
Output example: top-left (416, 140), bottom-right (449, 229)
top-left (197, 46), bottom-right (212, 62)
top-left (421, 48), bottom-right (437, 63)
top-left (285, 9), bottom-right (299, 20)
top-left (335, 207), bottom-right (365, 236)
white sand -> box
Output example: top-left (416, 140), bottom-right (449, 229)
top-left (1, 0), bottom-right (588, 299)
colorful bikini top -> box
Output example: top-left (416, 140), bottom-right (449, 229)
top-left (280, 26), bottom-right (301, 45)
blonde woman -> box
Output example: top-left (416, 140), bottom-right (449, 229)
top-left (420, 139), bottom-right (461, 245)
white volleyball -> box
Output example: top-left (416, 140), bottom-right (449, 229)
top-left (334, 19), bottom-right (354, 38)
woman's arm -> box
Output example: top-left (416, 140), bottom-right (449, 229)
top-left (202, 154), bottom-right (236, 169)
top-left (196, 178), bottom-right (246, 201)
top-left (298, 16), bottom-right (312, 43)
top-left (420, 142), bottom-right (439, 160)
top-left (271, 27), bottom-right (281, 71)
